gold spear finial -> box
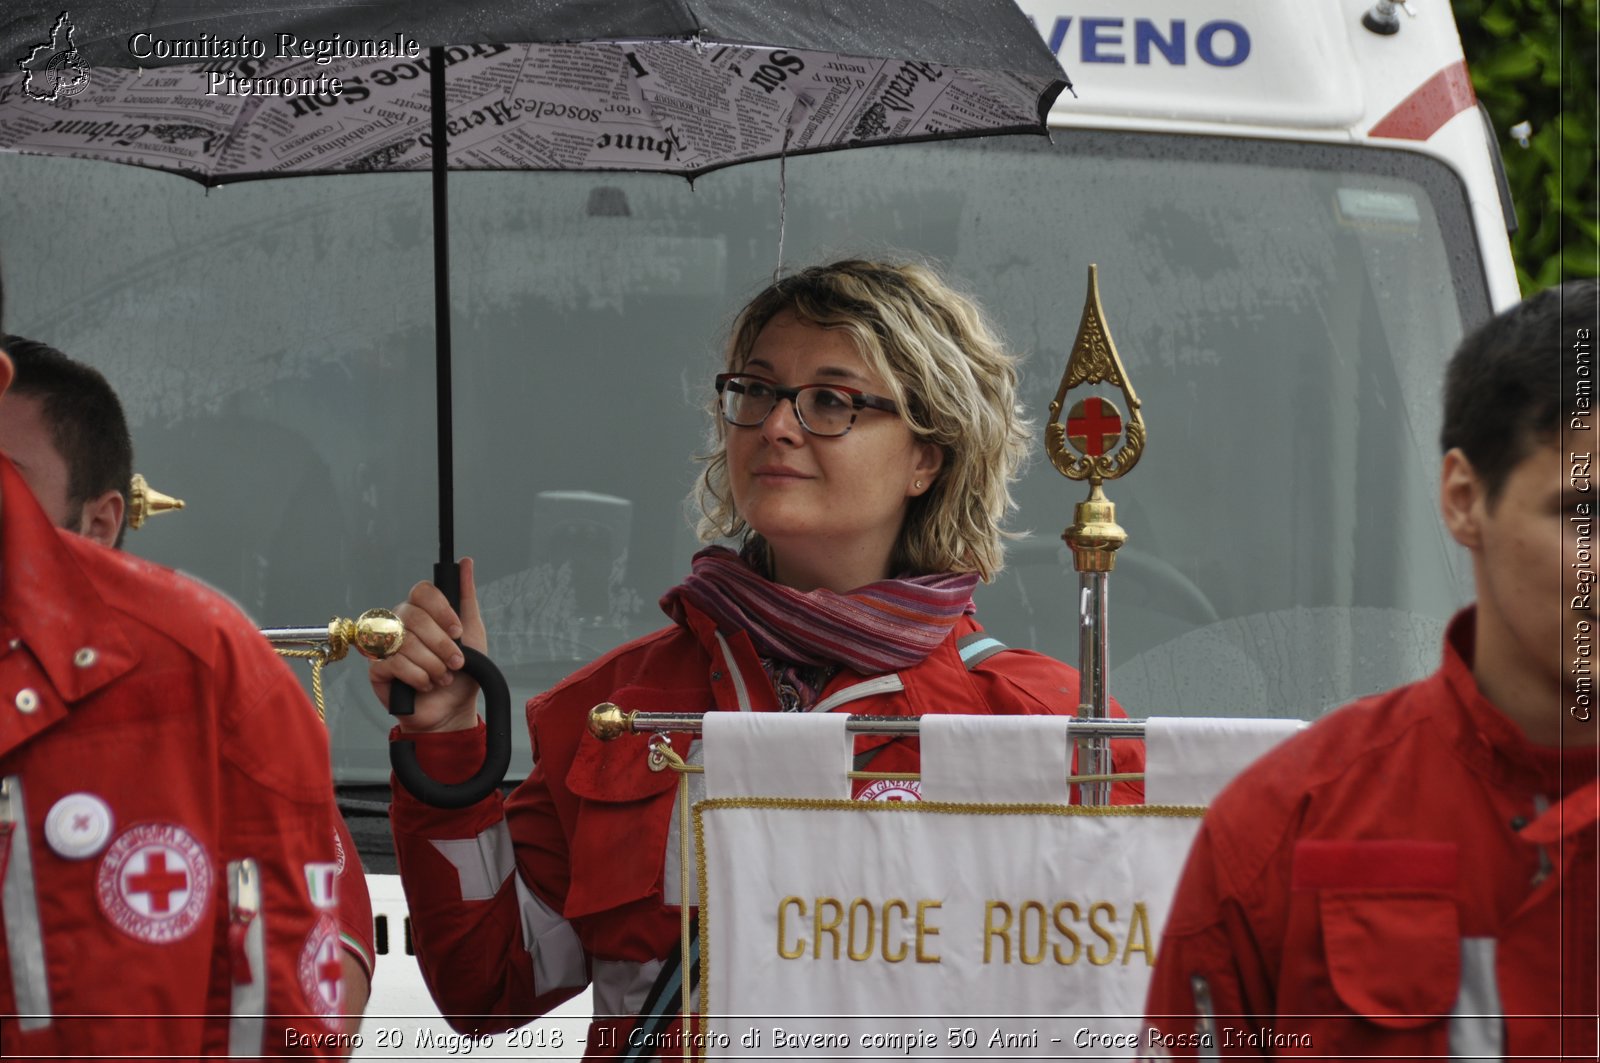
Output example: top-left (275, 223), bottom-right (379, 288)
top-left (1045, 265), bottom-right (1146, 572)
top-left (126, 473), bottom-right (185, 530)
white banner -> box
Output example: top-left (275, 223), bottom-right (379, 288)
top-left (696, 795), bottom-right (1202, 1058)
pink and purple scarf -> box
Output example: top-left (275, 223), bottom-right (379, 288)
top-left (660, 546), bottom-right (978, 675)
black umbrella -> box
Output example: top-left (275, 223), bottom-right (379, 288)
top-left (1, 1), bottom-right (1068, 805)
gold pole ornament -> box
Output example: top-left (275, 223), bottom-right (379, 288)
top-left (126, 473), bottom-right (185, 530)
top-left (1045, 265), bottom-right (1145, 807)
top-left (264, 609), bottom-right (406, 721)
top-left (588, 702), bottom-right (635, 742)
top-left (1045, 264), bottom-right (1145, 571)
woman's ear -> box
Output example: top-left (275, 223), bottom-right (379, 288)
top-left (910, 442), bottom-right (945, 495)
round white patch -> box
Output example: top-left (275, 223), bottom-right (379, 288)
top-left (96, 823), bottom-right (211, 944)
top-left (44, 792), bottom-right (114, 859)
top-left (299, 914), bottom-right (344, 1029)
top-left (857, 778), bottom-right (922, 803)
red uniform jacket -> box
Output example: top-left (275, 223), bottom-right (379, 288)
top-left (1143, 610), bottom-right (1597, 1060)
top-left (0, 459), bottom-right (348, 1056)
top-left (391, 598), bottom-right (1143, 1056)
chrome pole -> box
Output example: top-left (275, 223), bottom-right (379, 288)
top-left (589, 705), bottom-right (1148, 740)
top-left (1077, 570), bottom-right (1113, 805)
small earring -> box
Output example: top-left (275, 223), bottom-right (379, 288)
top-left (914, 480), bottom-right (924, 490)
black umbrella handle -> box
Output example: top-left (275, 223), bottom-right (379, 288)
top-left (387, 560), bottom-right (511, 808)
top-left (388, 646), bottom-right (513, 809)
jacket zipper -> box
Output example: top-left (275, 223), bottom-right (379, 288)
top-left (1, 776), bottom-right (52, 1030)
top-left (1189, 974), bottom-right (1219, 1062)
top-left (227, 858), bottom-right (265, 1055)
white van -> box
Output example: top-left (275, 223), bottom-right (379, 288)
top-left (0, 0), bottom-right (1518, 1053)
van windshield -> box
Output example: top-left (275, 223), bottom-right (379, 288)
top-left (1, 130), bottom-right (1487, 829)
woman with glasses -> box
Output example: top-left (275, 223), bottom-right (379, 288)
top-left (367, 258), bottom-right (1144, 1048)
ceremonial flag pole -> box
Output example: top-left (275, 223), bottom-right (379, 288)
top-left (1046, 266), bottom-right (1146, 806)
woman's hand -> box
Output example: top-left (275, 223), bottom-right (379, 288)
top-left (367, 557), bottom-right (486, 733)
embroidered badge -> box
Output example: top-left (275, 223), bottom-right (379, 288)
top-left (332, 827), bottom-right (346, 876)
top-left (857, 778), bottom-right (922, 802)
top-left (304, 861), bottom-right (339, 911)
top-left (299, 914), bottom-right (344, 1028)
top-left (44, 792), bottom-right (114, 859)
top-left (96, 823), bottom-right (211, 944)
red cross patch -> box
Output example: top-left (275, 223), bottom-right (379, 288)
top-left (96, 823), bottom-right (211, 944)
top-left (299, 914), bottom-right (344, 1030)
top-left (1065, 396), bottom-right (1124, 457)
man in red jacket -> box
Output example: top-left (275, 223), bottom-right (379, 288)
top-left (0, 329), bottom-right (351, 1052)
top-left (1143, 281), bottom-right (1599, 1058)
top-left (0, 332), bottom-right (377, 1031)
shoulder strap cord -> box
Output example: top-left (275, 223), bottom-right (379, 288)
top-left (624, 634), bottom-right (1009, 1058)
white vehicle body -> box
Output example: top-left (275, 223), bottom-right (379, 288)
top-left (1016, 0), bottom-right (1518, 307)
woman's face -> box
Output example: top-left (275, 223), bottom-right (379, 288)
top-left (726, 310), bottom-right (942, 592)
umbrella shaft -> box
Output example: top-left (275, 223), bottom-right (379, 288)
top-left (430, 46), bottom-right (456, 592)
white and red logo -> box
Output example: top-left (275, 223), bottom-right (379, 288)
top-left (332, 828), bottom-right (346, 876)
top-left (299, 914), bottom-right (344, 1028)
top-left (857, 778), bottom-right (922, 803)
top-left (96, 823), bottom-right (211, 944)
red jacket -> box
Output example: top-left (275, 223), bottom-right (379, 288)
top-left (1143, 611), bottom-right (1598, 1060)
top-left (0, 458), bottom-right (348, 1056)
top-left (391, 599), bottom-right (1143, 1055)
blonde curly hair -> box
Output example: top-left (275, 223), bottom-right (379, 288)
top-left (694, 258), bottom-right (1031, 581)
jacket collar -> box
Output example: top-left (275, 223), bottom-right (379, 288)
top-left (1439, 607), bottom-right (1596, 795)
top-left (0, 457), bottom-right (139, 709)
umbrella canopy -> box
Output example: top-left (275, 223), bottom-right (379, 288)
top-left (0, 0), bottom-right (1068, 805)
top-left (0, 2), bottom-right (1067, 181)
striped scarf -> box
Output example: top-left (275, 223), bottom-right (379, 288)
top-left (660, 546), bottom-right (979, 675)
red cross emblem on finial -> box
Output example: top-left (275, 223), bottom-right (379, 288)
top-left (1066, 397), bottom-right (1124, 457)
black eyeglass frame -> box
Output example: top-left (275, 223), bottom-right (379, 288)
top-left (714, 372), bottom-right (900, 437)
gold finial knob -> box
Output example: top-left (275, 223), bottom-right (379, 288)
top-left (325, 609), bottom-right (405, 662)
top-left (588, 703), bottom-right (632, 741)
top-left (347, 609), bottom-right (406, 661)
top-left (126, 473), bottom-right (185, 530)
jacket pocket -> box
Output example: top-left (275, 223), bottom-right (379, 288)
top-left (563, 724), bottom-right (682, 921)
top-left (1320, 890), bottom-right (1461, 1023)
top-left (1276, 840), bottom-right (1461, 1055)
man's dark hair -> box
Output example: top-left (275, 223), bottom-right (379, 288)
top-left (1, 334), bottom-right (133, 546)
top-left (1441, 279), bottom-right (1599, 502)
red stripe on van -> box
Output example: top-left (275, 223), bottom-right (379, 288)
top-left (1369, 61), bottom-right (1476, 141)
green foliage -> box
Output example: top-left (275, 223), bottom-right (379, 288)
top-left (1454, 0), bottom-right (1598, 291)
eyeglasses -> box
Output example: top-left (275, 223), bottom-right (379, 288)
top-left (715, 373), bottom-right (899, 437)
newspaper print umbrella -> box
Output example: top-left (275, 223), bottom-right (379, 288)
top-left (0, 1), bottom-right (1069, 804)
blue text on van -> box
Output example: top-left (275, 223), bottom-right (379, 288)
top-left (1043, 18), bottom-right (1251, 67)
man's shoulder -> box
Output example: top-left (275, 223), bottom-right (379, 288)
top-left (1202, 676), bottom-right (1443, 876)
top-left (62, 535), bottom-right (266, 666)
